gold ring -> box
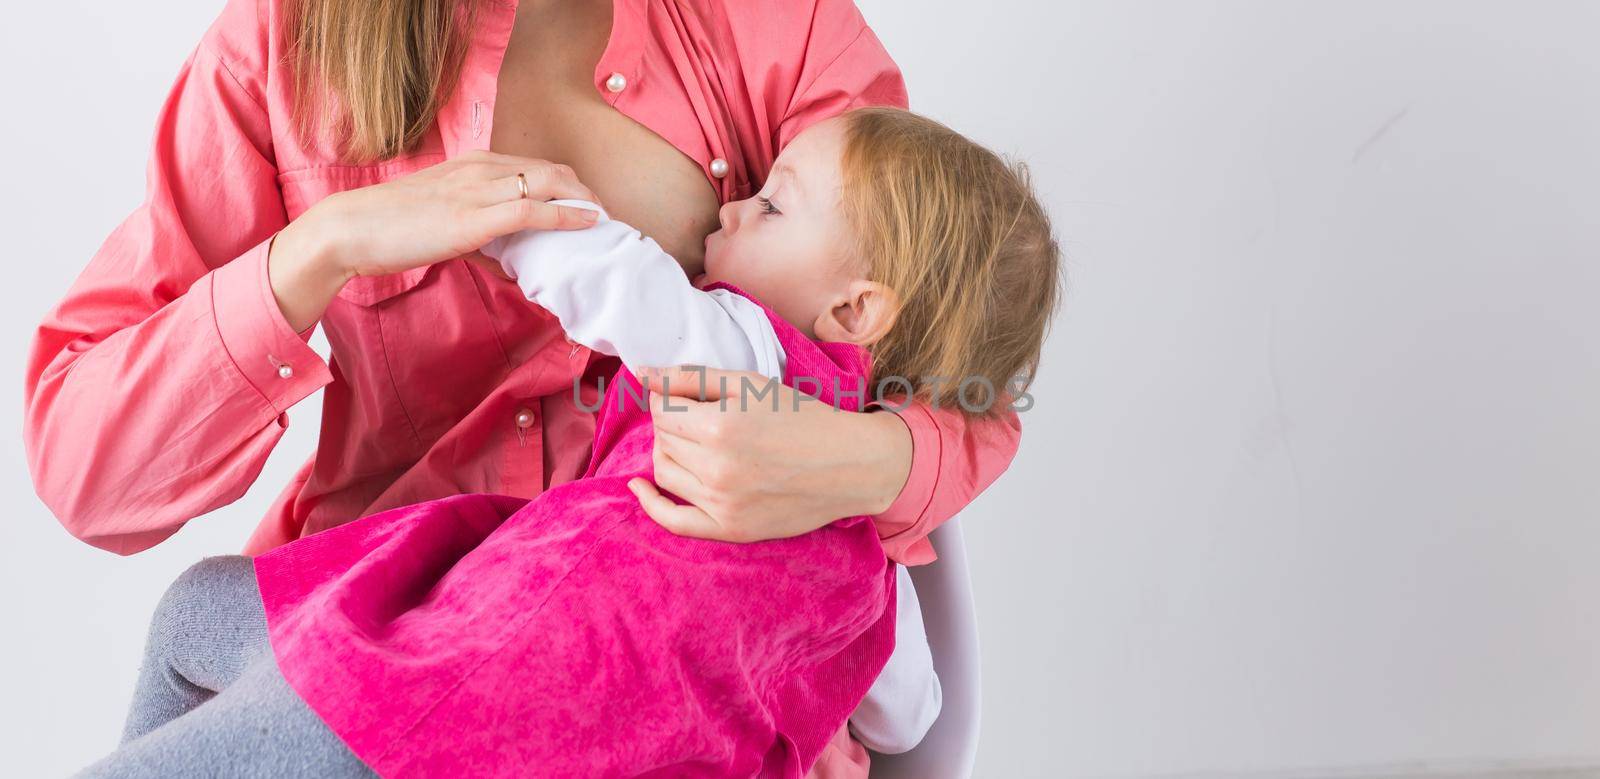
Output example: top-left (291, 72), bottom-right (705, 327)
top-left (515, 172), bottom-right (530, 200)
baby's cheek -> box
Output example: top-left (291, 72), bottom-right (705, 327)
top-left (700, 254), bottom-right (729, 286)
top-left (701, 245), bottom-right (744, 288)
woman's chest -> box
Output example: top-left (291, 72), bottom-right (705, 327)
top-left (489, 0), bottom-right (721, 271)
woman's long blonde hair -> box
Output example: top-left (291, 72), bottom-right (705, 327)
top-left (284, 0), bottom-right (480, 163)
top-left (839, 107), bottom-right (1062, 415)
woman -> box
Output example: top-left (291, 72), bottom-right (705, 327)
top-left (24, 0), bottom-right (1020, 773)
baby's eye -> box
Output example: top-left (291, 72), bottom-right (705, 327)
top-left (757, 196), bottom-right (780, 216)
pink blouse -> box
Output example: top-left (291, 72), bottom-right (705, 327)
top-left (23, 0), bottom-right (1019, 769)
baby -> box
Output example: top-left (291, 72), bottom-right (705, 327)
top-left (77, 106), bottom-right (1060, 778)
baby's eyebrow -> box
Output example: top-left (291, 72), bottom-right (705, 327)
top-left (770, 162), bottom-right (807, 202)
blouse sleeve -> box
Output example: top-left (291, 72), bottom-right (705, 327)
top-left (871, 403), bottom-right (1022, 565)
top-left (22, 3), bottom-right (332, 555)
top-left (772, 5), bottom-right (1023, 566)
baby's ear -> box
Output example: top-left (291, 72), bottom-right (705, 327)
top-left (814, 280), bottom-right (898, 346)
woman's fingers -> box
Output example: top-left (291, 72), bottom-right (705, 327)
top-left (644, 377), bottom-right (777, 444)
top-left (637, 366), bottom-right (751, 401)
top-left (472, 197), bottom-right (599, 237)
top-left (469, 172), bottom-right (596, 208)
top-left (642, 425), bottom-right (762, 543)
top-left (460, 158), bottom-right (600, 206)
top-left (465, 172), bottom-right (529, 207)
top-left (453, 149), bottom-right (562, 170)
top-left (518, 161), bottom-right (598, 203)
top-left (646, 390), bottom-right (716, 443)
top-left (448, 151), bottom-right (561, 179)
top-left (651, 427), bottom-right (702, 469)
top-left (475, 159), bottom-right (596, 201)
top-left (627, 478), bottom-right (725, 541)
top-left (651, 436), bottom-right (711, 503)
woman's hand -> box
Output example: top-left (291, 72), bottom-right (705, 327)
top-left (266, 150), bottom-right (601, 331)
top-left (626, 366), bottom-right (914, 542)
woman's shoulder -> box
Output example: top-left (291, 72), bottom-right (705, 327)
top-left (679, 0), bottom-right (906, 147)
top-left (162, 0), bottom-right (284, 129)
top-left (189, 0), bottom-right (328, 167)
top-left (691, 0), bottom-right (875, 63)
top-left (196, 0), bottom-right (276, 80)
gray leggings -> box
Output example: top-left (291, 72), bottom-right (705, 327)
top-left (74, 555), bottom-right (378, 778)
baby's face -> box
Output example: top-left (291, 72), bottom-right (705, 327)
top-left (700, 115), bottom-right (860, 338)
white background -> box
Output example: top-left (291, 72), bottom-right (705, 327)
top-left (3, 1), bottom-right (1599, 777)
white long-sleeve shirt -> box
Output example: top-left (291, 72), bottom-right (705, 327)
top-left (482, 200), bottom-right (784, 382)
top-left (480, 198), bottom-right (941, 753)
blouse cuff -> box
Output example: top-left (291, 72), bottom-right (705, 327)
top-left (210, 235), bottom-right (333, 416)
top-left (869, 401), bottom-right (941, 566)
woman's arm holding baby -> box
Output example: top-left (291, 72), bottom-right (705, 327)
top-left (635, 367), bottom-right (1021, 563)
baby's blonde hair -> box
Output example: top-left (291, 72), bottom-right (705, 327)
top-left (838, 106), bottom-right (1062, 415)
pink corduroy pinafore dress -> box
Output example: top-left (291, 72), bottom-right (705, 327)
top-left (253, 283), bottom-right (898, 777)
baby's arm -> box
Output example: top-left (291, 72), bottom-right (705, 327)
top-left (480, 199), bottom-right (784, 382)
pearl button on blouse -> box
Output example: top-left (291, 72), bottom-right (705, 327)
top-left (514, 407), bottom-right (536, 428)
top-left (709, 157), bottom-right (729, 178)
top-left (277, 364), bottom-right (293, 379)
top-left (605, 72), bottom-right (627, 93)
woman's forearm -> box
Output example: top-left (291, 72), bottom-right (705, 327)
top-left (634, 365), bottom-right (1022, 562)
top-left (632, 366), bottom-right (917, 544)
top-left (842, 407), bottom-right (916, 517)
